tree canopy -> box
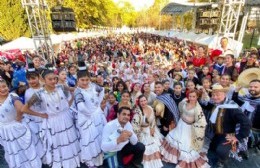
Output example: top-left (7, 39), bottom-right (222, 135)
top-left (0, 0), bottom-right (234, 41)
top-left (0, 0), bottom-right (30, 41)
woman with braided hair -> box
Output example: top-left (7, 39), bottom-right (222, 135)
top-left (160, 90), bottom-right (209, 168)
top-left (132, 95), bottom-right (163, 168)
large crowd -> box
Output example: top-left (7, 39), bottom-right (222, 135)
top-left (0, 33), bottom-right (259, 168)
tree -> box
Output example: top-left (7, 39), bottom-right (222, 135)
top-left (115, 1), bottom-right (137, 27)
top-left (0, 0), bottom-right (30, 41)
top-left (135, 0), bottom-right (172, 29)
top-left (60, 0), bottom-right (120, 29)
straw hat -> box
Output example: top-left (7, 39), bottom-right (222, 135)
top-left (174, 72), bottom-right (183, 79)
top-left (212, 83), bottom-right (229, 93)
top-left (237, 68), bottom-right (260, 87)
top-left (224, 50), bottom-right (234, 57)
top-left (250, 47), bottom-right (258, 52)
top-left (155, 102), bottom-right (165, 118)
top-left (217, 54), bottom-right (226, 59)
top-left (153, 100), bottom-right (165, 118)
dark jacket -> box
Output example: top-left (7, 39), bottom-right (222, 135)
top-left (232, 92), bottom-right (260, 130)
top-left (201, 101), bottom-right (251, 141)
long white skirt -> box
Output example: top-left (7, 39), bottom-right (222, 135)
top-left (40, 111), bottom-right (81, 168)
top-left (23, 114), bottom-right (45, 159)
top-left (139, 126), bottom-right (163, 168)
top-left (78, 112), bottom-right (103, 167)
top-left (160, 119), bottom-right (210, 168)
top-left (0, 121), bottom-right (42, 168)
top-left (91, 107), bottom-right (107, 134)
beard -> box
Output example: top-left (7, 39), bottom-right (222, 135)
top-left (249, 90), bottom-right (260, 97)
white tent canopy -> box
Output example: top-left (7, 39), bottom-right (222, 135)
top-left (151, 30), bottom-right (243, 57)
top-left (1, 37), bottom-right (35, 51)
top-left (197, 35), bottom-right (243, 57)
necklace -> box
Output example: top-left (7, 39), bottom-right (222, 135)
top-left (47, 91), bottom-right (60, 103)
top-left (45, 89), bottom-right (61, 111)
top-left (173, 93), bottom-right (181, 99)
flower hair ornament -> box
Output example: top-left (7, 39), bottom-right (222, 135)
top-left (135, 98), bottom-right (139, 107)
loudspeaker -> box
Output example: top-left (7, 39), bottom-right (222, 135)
top-left (51, 6), bottom-right (76, 32)
top-left (51, 13), bottom-right (62, 20)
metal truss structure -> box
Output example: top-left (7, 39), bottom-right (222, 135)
top-left (218, 0), bottom-right (245, 41)
top-left (21, 0), bottom-right (54, 63)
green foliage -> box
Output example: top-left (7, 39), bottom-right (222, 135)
top-left (0, 0), bottom-right (30, 41)
top-left (136, 0), bottom-right (172, 29)
top-left (61, 0), bottom-right (122, 29)
top-left (0, 0), bottom-right (219, 41)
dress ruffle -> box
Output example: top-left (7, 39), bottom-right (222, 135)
top-left (91, 108), bottom-right (107, 134)
top-left (23, 115), bottom-right (45, 159)
top-left (78, 112), bottom-right (103, 167)
top-left (160, 119), bottom-right (210, 168)
top-left (140, 127), bottom-right (163, 168)
top-left (40, 111), bottom-right (81, 168)
top-left (0, 121), bottom-right (42, 168)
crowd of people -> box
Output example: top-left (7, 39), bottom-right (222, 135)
top-left (0, 33), bottom-right (259, 168)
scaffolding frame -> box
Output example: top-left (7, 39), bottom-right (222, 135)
top-left (218, 0), bottom-right (245, 41)
top-left (21, 0), bottom-right (54, 63)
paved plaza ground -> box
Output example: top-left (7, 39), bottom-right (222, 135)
top-left (1, 146), bottom-right (259, 168)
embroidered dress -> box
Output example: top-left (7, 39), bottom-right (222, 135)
top-left (0, 93), bottom-right (42, 168)
top-left (23, 87), bottom-right (45, 160)
top-left (160, 99), bottom-right (209, 168)
top-left (132, 106), bottom-right (163, 168)
top-left (30, 85), bottom-right (80, 168)
top-left (88, 83), bottom-right (107, 134)
top-left (70, 83), bottom-right (106, 167)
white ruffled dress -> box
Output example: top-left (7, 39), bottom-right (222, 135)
top-left (22, 87), bottom-right (45, 159)
top-left (160, 102), bottom-right (209, 168)
top-left (0, 93), bottom-right (42, 168)
top-left (70, 83), bottom-right (106, 167)
top-left (32, 86), bottom-right (81, 168)
top-left (132, 106), bottom-right (163, 168)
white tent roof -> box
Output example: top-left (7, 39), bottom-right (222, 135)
top-left (197, 35), bottom-right (243, 57)
top-left (1, 37), bottom-right (35, 51)
top-left (50, 34), bottom-right (62, 45)
top-left (151, 30), bottom-right (243, 57)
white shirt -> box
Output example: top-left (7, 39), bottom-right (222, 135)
top-left (101, 119), bottom-right (138, 152)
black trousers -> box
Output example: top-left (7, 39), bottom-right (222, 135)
top-left (117, 142), bottom-right (145, 168)
top-left (210, 135), bottom-right (232, 162)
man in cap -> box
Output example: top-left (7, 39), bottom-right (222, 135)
top-left (201, 84), bottom-right (251, 167)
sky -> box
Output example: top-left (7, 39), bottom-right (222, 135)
top-left (113, 0), bottom-right (189, 11)
top-left (113, 0), bottom-right (155, 11)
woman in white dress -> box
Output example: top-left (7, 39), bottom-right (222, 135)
top-left (160, 90), bottom-right (209, 168)
top-left (132, 95), bottom-right (163, 168)
top-left (22, 68), bottom-right (81, 168)
top-left (22, 64), bottom-right (45, 160)
top-left (141, 83), bottom-right (156, 106)
top-left (70, 63), bottom-right (106, 167)
top-left (0, 79), bottom-right (42, 168)
top-left (130, 82), bottom-right (142, 105)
